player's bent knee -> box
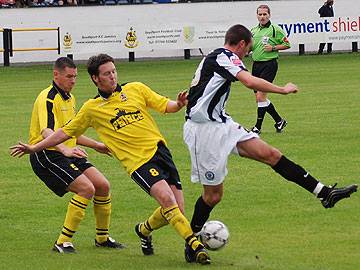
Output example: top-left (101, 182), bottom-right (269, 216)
top-left (203, 193), bottom-right (222, 207)
top-left (79, 183), bottom-right (96, 199)
top-left (268, 147), bottom-right (282, 166)
top-left (255, 92), bottom-right (267, 102)
top-left (155, 190), bottom-right (177, 208)
top-left (69, 176), bottom-right (96, 199)
top-left (97, 179), bottom-right (110, 194)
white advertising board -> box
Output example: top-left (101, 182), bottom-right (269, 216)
top-left (0, 1), bottom-right (359, 63)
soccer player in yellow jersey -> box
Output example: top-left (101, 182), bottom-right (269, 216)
top-left (19, 57), bottom-right (124, 253)
top-left (10, 54), bottom-right (211, 265)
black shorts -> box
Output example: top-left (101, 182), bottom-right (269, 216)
top-left (30, 150), bottom-right (93, 197)
top-left (252, 59), bottom-right (278, 92)
top-left (131, 142), bottom-right (182, 194)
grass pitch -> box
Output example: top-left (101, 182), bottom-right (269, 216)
top-left (0, 53), bottom-right (359, 270)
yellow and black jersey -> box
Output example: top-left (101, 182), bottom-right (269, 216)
top-left (29, 82), bottom-right (77, 150)
top-left (62, 82), bottom-right (170, 175)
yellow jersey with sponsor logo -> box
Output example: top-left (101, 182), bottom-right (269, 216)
top-left (62, 82), bottom-right (170, 174)
top-left (29, 83), bottom-right (77, 150)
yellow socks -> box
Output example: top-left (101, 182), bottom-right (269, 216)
top-left (93, 194), bottom-right (112, 243)
top-left (56, 194), bottom-right (89, 245)
top-left (161, 205), bottom-right (203, 251)
top-left (140, 206), bottom-right (168, 237)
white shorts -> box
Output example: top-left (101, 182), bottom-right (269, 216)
top-left (183, 119), bottom-right (258, 186)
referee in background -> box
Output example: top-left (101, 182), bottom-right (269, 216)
top-left (250, 4), bottom-right (290, 134)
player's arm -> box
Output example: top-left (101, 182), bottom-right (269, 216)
top-left (165, 90), bottom-right (188, 113)
top-left (236, 70), bottom-right (298, 94)
top-left (76, 135), bottom-right (111, 156)
top-left (41, 128), bottom-right (87, 158)
top-left (10, 128), bottom-right (86, 158)
top-left (141, 82), bottom-right (186, 113)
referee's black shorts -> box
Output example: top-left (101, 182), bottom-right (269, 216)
top-left (30, 150), bottom-right (93, 197)
top-left (131, 142), bottom-right (182, 194)
top-left (252, 59), bottom-right (278, 89)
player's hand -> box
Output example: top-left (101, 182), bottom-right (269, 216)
top-left (94, 142), bottom-right (112, 157)
top-left (63, 147), bottom-right (88, 158)
top-left (9, 142), bottom-right (35, 158)
top-left (283, 83), bottom-right (298, 94)
top-left (264, 44), bottom-right (273, 52)
top-left (176, 90), bottom-right (188, 108)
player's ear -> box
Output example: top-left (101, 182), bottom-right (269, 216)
top-left (53, 69), bottom-right (59, 78)
top-left (239, 39), bottom-right (246, 48)
top-left (91, 74), bottom-right (99, 84)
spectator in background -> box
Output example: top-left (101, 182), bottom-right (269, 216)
top-left (318, 0), bottom-right (334, 54)
top-left (1, 0), bottom-right (15, 7)
top-left (15, 0), bottom-right (26, 7)
top-left (28, 0), bottom-right (45, 6)
top-left (65, 0), bottom-right (77, 5)
top-left (53, 0), bottom-right (64, 5)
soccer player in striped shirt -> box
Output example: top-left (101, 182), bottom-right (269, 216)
top-left (184, 24), bottom-right (357, 239)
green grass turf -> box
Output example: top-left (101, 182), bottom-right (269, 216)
top-left (0, 53), bottom-right (359, 269)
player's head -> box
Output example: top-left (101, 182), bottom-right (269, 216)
top-left (53, 57), bottom-right (77, 93)
top-left (256, 4), bottom-right (271, 26)
top-left (326, 0), bottom-right (334, 6)
top-left (224, 24), bottom-right (253, 59)
top-left (87, 54), bottom-right (118, 93)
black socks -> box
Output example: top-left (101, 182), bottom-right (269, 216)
top-left (190, 196), bottom-right (213, 234)
top-left (272, 155), bottom-right (324, 195)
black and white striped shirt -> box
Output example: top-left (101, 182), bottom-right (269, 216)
top-left (186, 48), bottom-right (246, 123)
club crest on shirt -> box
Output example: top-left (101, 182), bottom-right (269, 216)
top-left (205, 171), bottom-right (215, 181)
top-left (120, 93), bottom-right (127, 102)
top-left (230, 55), bottom-right (242, 66)
top-left (110, 108), bottom-right (144, 131)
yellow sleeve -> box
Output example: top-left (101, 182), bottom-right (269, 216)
top-left (140, 83), bottom-right (170, 113)
top-left (62, 102), bottom-right (91, 138)
top-left (37, 94), bottom-right (57, 132)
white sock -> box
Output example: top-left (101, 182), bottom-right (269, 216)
top-left (313, 182), bottom-right (325, 197)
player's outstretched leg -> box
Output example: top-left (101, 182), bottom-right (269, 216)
top-left (272, 156), bottom-right (358, 208)
top-left (320, 183), bottom-right (358, 208)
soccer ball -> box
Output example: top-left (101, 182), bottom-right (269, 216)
top-left (200, 220), bottom-right (229, 251)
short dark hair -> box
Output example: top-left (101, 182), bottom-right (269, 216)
top-left (224, 24), bottom-right (252, 46)
top-left (54, 57), bottom-right (76, 71)
top-left (87, 54), bottom-right (114, 77)
top-left (257, 4), bottom-right (271, 14)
